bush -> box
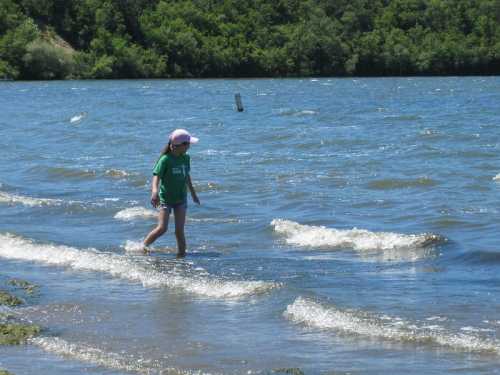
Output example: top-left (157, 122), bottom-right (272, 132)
top-left (89, 54), bottom-right (115, 78)
top-left (0, 18), bottom-right (39, 78)
top-left (22, 39), bottom-right (75, 79)
top-left (0, 59), bottom-right (17, 79)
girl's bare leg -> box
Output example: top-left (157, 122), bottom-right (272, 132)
top-left (173, 204), bottom-right (187, 258)
top-left (143, 208), bottom-right (169, 250)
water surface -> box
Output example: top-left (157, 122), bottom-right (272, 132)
top-left (1, 77), bottom-right (500, 374)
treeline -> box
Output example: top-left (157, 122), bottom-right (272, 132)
top-left (1, 0), bottom-right (500, 79)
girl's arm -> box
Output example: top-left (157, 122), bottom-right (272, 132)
top-left (150, 175), bottom-right (160, 207)
top-left (187, 175), bottom-right (200, 205)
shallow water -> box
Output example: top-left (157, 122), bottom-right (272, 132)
top-left (1, 77), bottom-right (500, 374)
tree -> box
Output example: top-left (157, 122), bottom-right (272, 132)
top-left (22, 39), bottom-right (75, 79)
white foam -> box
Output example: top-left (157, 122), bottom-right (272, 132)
top-left (114, 207), bottom-right (157, 221)
top-left (493, 174), bottom-right (500, 181)
top-left (0, 191), bottom-right (62, 207)
top-left (123, 240), bottom-right (146, 253)
top-left (300, 110), bottom-right (317, 115)
top-left (0, 234), bottom-right (277, 299)
top-left (461, 326), bottom-right (495, 333)
top-left (285, 297), bottom-right (500, 354)
top-left (426, 316), bottom-right (447, 322)
top-left (31, 337), bottom-right (167, 373)
top-left (0, 192), bottom-right (110, 210)
top-left (104, 169), bottom-right (131, 178)
top-left (104, 197), bottom-right (120, 202)
top-left (277, 108), bottom-right (318, 117)
top-left (31, 336), bottom-right (217, 374)
top-left (271, 219), bottom-right (442, 252)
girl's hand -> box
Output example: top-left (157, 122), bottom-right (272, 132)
top-left (151, 192), bottom-right (160, 207)
top-left (192, 193), bottom-right (200, 205)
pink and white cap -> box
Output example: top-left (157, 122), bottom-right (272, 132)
top-left (169, 129), bottom-right (199, 145)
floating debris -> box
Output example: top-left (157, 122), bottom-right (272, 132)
top-left (69, 111), bottom-right (87, 124)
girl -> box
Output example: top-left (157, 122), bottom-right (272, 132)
top-left (143, 129), bottom-right (200, 257)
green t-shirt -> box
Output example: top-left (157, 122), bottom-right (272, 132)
top-left (153, 153), bottom-right (190, 205)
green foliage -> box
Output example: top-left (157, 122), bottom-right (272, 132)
top-left (0, 1), bottom-right (40, 79)
top-left (1, 0), bottom-right (500, 79)
top-left (0, 59), bottom-right (16, 79)
top-left (22, 38), bottom-right (75, 79)
top-left (90, 53), bottom-right (115, 78)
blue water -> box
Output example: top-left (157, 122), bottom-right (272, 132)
top-left (1, 77), bottom-right (500, 374)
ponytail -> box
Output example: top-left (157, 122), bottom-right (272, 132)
top-left (156, 140), bottom-right (171, 163)
top-left (161, 140), bottom-right (172, 155)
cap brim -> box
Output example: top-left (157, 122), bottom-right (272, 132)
top-left (189, 136), bottom-right (199, 144)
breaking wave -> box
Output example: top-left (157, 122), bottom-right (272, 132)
top-left (30, 337), bottom-right (213, 374)
top-left (114, 207), bottom-right (157, 221)
top-left (0, 191), bottom-right (63, 207)
top-left (285, 297), bottom-right (500, 355)
top-left (114, 208), bottom-right (240, 225)
top-left (271, 219), bottom-right (444, 252)
top-left (0, 190), bottom-right (127, 214)
top-left (31, 337), bottom-right (159, 373)
top-left (104, 169), bottom-right (133, 178)
top-left (42, 166), bottom-right (144, 185)
top-left (0, 233), bottom-right (278, 299)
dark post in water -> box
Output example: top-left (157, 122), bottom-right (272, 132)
top-left (235, 93), bottom-right (244, 112)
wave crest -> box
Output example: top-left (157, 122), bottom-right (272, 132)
top-left (285, 297), bottom-right (500, 355)
top-left (114, 207), bottom-right (157, 221)
top-left (31, 337), bottom-right (158, 373)
top-left (104, 169), bottom-right (132, 178)
top-left (0, 233), bottom-right (278, 299)
top-left (271, 219), bottom-right (443, 252)
top-left (0, 191), bottom-right (63, 207)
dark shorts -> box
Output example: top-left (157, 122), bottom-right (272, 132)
top-left (159, 201), bottom-right (187, 214)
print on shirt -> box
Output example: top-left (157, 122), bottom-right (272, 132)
top-left (172, 166), bottom-right (186, 176)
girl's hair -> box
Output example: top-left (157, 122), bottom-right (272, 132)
top-left (160, 140), bottom-right (172, 156)
top-left (156, 140), bottom-right (172, 162)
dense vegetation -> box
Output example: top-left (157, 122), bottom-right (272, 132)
top-left (1, 0), bottom-right (499, 79)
